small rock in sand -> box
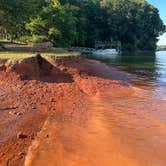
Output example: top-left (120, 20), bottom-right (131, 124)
top-left (0, 153), bottom-right (5, 157)
top-left (49, 106), bottom-right (56, 111)
top-left (9, 111), bottom-right (22, 116)
top-left (46, 134), bottom-right (49, 138)
top-left (50, 98), bottom-right (56, 102)
top-left (32, 106), bottom-right (37, 109)
top-left (19, 152), bottom-right (26, 156)
top-left (17, 132), bottom-right (28, 139)
top-left (16, 112), bottom-right (23, 116)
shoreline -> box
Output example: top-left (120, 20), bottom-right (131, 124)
top-left (0, 56), bottom-right (133, 165)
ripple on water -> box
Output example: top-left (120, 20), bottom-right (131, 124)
top-left (25, 87), bottom-right (166, 166)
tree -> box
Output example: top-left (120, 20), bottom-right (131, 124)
top-left (101, 0), bottom-right (166, 51)
top-left (0, 0), bottom-right (165, 50)
top-left (0, 0), bottom-right (45, 41)
top-left (27, 0), bottom-right (76, 46)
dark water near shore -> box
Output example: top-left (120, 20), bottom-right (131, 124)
top-left (85, 51), bottom-right (166, 99)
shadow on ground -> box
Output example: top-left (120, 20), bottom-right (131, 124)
top-left (7, 55), bottom-right (74, 83)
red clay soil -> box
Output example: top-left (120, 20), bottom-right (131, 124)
top-left (0, 56), bottom-right (133, 166)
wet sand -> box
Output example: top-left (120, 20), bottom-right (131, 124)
top-left (0, 56), bottom-right (166, 166)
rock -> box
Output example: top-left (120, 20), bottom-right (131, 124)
top-left (46, 134), bottom-right (49, 138)
top-left (17, 132), bottom-right (28, 139)
top-left (0, 153), bottom-right (5, 157)
top-left (9, 111), bottom-right (14, 115)
top-left (32, 106), bottom-right (37, 109)
top-left (49, 106), bottom-right (56, 111)
top-left (9, 111), bottom-right (22, 116)
top-left (16, 112), bottom-right (23, 116)
top-left (50, 98), bottom-right (56, 102)
top-left (19, 152), bottom-right (26, 156)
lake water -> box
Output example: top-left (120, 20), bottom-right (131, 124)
top-left (86, 51), bottom-right (166, 99)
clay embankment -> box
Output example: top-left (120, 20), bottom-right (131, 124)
top-left (0, 55), bottom-right (132, 165)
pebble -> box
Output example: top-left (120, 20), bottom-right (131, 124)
top-left (50, 98), bottom-right (56, 102)
top-left (19, 152), bottom-right (26, 156)
top-left (16, 112), bottom-right (23, 116)
top-left (50, 106), bottom-right (56, 111)
top-left (32, 106), bottom-right (37, 109)
top-left (17, 132), bottom-right (28, 139)
top-left (9, 111), bottom-right (22, 116)
top-left (0, 153), bottom-right (5, 157)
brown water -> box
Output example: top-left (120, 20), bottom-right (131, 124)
top-left (24, 51), bottom-right (166, 165)
top-left (25, 86), bottom-right (166, 166)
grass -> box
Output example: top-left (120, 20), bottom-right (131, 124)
top-left (0, 52), bottom-right (35, 60)
top-left (0, 42), bottom-right (80, 60)
top-left (0, 52), bottom-right (80, 60)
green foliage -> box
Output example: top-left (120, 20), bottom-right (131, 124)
top-left (0, 0), bottom-right (34, 40)
top-left (101, 0), bottom-right (166, 51)
top-left (32, 35), bottom-right (47, 44)
top-left (0, 0), bottom-right (165, 51)
top-left (26, 0), bottom-right (76, 46)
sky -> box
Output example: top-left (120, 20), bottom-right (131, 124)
top-left (147, 0), bottom-right (166, 45)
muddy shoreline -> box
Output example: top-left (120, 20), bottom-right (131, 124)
top-left (0, 56), bottom-right (133, 165)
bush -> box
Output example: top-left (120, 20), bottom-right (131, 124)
top-left (32, 35), bottom-right (47, 44)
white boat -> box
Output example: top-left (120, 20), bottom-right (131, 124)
top-left (93, 49), bottom-right (119, 57)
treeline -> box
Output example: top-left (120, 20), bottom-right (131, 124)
top-left (0, 0), bottom-right (165, 51)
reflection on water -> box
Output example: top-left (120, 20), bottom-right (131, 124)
top-left (85, 51), bottom-right (166, 99)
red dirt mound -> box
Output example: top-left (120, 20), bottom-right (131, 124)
top-left (4, 55), bottom-right (73, 83)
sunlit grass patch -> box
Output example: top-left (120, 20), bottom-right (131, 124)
top-left (0, 52), bottom-right (35, 60)
top-left (0, 51), bottom-right (80, 60)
